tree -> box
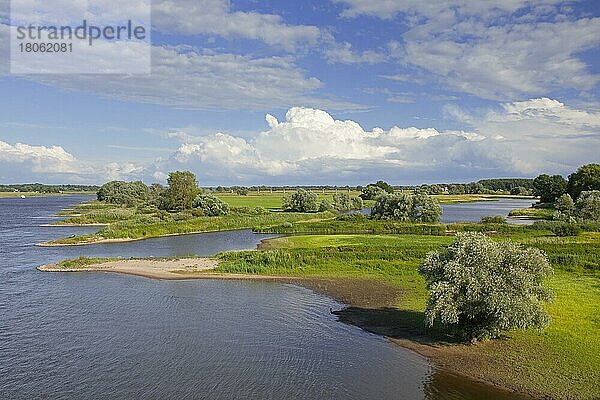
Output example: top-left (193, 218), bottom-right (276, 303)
top-left (533, 174), bottom-right (567, 203)
top-left (575, 190), bottom-right (600, 221)
top-left (192, 193), bottom-right (229, 216)
top-left (159, 171), bottom-right (199, 211)
top-left (97, 181), bottom-right (149, 206)
top-left (373, 180), bottom-right (395, 193)
top-left (553, 193), bottom-right (575, 222)
top-left (419, 233), bottom-right (553, 341)
top-left (332, 192), bottom-right (352, 210)
top-left (318, 199), bottom-right (334, 212)
top-left (371, 193), bottom-right (442, 222)
top-left (567, 164), bottom-right (600, 200)
top-left (350, 196), bottom-right (364, 210)
top-left (359, 185), bottom-right (386, 200)
top-left (282, 189), bottom-right (318, 212)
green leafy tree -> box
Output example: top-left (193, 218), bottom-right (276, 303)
top-left (419, 233), bottom-right (553, 341)
top-left (282, 189), bottom-right (318, 212)
top-left (373, 180), bottom-right (394, 193)
top-left (575, 190), bottom-right (600, 221)
top-left (533, 174), bottom-right (567, 203)
top-left (318, 199), bottom-right (334, 212)
top-left (160, 171), bottom-right (199, 211)
top-left (567, 164), bottom-right (600, 200)
top-left (553, 193), bottom-right (575, 222)
top-left (350, 196), bottom-right (364, 210)
top-left (371, 193), bottom-right (442, 222)
top-left (359, 185), bottom-right (386, 200)
top-left (192, 193), bottom-right (229, 216)
top-left (332, 192), bottom-right (352, 210)
top-left (97, 181), bottom-right (149, 206)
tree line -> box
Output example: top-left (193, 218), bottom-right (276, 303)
top-left (0, 183), bottom-right (99, 193)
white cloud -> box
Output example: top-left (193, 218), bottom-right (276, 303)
top-left (0, 140), bottom-right (143, 183)
top-left (446, 98), bottom-right (600, 173)
top-left (324, 42), bottom-right (387, 64)
top-left (157, 107), bottom-right (512, 184)
top-left (336, 1), bottom-right (600, 100)
top-left (7, 43), bottom-right (359, 111)
top-left (153, 0), bottom-right (321, 51)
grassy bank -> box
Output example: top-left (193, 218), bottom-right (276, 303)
top-left (45, 210), bottom-right (336, 245)
top-left (216, 233), bottom-right (600, 400)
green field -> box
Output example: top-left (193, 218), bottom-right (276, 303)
top-left (217, 233), bottom-right (600, 400)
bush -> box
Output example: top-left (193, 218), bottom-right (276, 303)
top-left (550, 223), bottom-right (582, 237)
top-left (192, 194), bottom-right (229, 216)
top-left (480, 215), bottom-right (506, 224)
top-left (419, 232), bottom-right (553, 341)
top-left (553, 194), bottom-right (575, 222)
top-left (282, 189), bottom-right (318, 212)
top-left (371, 193), bottom-right (442, 223)
top-left (319, 199), bottom-right (334, 212)
top-left (332, 193), bottom-right (352, 210)
top-left (97, 181), bottom-right (149, 206)
top-left (575, 190), bottom-right (600, 221)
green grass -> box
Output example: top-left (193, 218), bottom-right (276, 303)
top-left (46, 211), bottom-right (337, 244)
top-left (509, 207), bottom-right (554, 219)
top-left (216, 233), bottom-right (600, 399)
top-left (54, 207), bottom-right (136, 224)
top-left (56, 256), bottom-right (120, 268)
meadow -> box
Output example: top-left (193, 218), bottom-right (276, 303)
top-left (217, 233), bottom-right (600, 400)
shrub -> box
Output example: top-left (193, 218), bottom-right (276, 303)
top-left (192, 194), bottom-right (229, 216)
top-left (282, 189), bottom-right (318, 212)
top-left (351, 196), bottom-right (364, 210)
top-left (419, 232), bottom-right (553, 341)
top-left (575, 190), bottom-right (600, 221)
top-left (553, 193), bottom-right (575, 222)
top-left (550, 223), bottom-right (582, 237)
top-left (480, 215), bottom-right (506, 224)
top-left (359, 185), bottom-right (386, 200)
top-left (97, 181), bottom-right (149, 206)
top-left (319, 199), bottom-right (334, 212)
top-left (332, 193), bottom-right (352, 210)
top-left (371, 193), bottom-right (442, 223)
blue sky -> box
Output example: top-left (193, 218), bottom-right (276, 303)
top-left (0, 0), bottom-right (599, 185)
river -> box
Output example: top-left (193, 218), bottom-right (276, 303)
top-left (0, 195), bottom-right (532, 399)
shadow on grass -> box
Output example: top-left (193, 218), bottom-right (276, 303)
top-left (333, 306), bottom-right (462, 345)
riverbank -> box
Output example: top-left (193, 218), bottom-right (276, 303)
top-left (38, 229), bottom-right (600, 400)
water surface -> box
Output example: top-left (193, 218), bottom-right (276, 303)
top-left (1, 196), bottom-right (532, 399)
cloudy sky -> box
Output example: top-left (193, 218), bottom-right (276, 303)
top-left (0, 0), bottom-right (599, 185)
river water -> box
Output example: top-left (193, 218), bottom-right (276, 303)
top-left (0, 195), bottom-right (532, 399)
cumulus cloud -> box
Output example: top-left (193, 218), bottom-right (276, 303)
top-left (0, 140), bottom-right (143, 183)
top-left (157, 107), bottom-right (513, 184)
top-left (446, 98), bottom-right (600, 174)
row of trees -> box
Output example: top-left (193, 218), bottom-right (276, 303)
top-left (0, 183), bottom-right (99, 193)
top-left (281, 189), bottom-right (364, 212)
top-left (97, 171), bottom-right (229, 216)
top-left (533, 164), bottom-right (600, 203)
